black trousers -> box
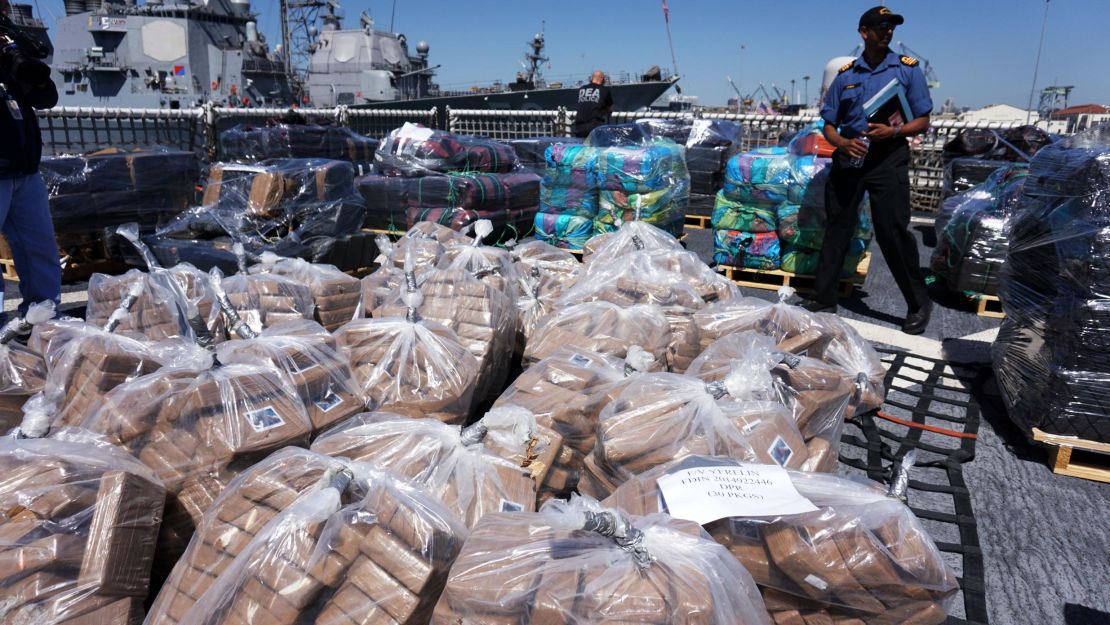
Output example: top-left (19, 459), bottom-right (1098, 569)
top-left (813, 140), bottom-right (929, 310)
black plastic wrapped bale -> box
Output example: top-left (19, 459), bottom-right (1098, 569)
top-left (931, 164), bottom-right (1028, 295)
top-left (992, 122), bottom-right (1110, 442)
top-left (941, 125), bottom-right (1056, 198)
top-left (147, 158), bottom-right (366, 271)
top-left (218, 123), bottom-right (379, 170)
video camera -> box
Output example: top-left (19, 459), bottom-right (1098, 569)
top-left (0, 11), bottom-right (50, 85)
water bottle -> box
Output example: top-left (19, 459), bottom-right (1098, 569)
top-left (848, 137), bottom-right (871, 168)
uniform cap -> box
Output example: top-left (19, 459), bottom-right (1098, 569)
top-left (859, 6), bottom-right (905, 28)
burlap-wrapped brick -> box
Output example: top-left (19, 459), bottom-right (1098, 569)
top-left (336, 316), bottom-right (479, 424)
top-left (582, 372), bottom-right (801, 499)
top-left (263, 257), bottom-right (363, 332)
top-left (311, 412), bottom-right (539, 527)
top-left (687, 332), bottom-right (854, 473)
top-left (493, 347), bottom-right (652, 500)
top-left (603, 458), bottom-right (959, 625)
top-left (373, 267), bottom-right (516, 404)
top-left (215, 320), bottom-right (365, 431)
top-left (433, 496), bottom-right (771, 625)
top-left (0, 437), bottom-right (164, 625)
top-left (220, 272), bottom-right (315, 334)
top-left (524, 302), bottom-right (671, 371)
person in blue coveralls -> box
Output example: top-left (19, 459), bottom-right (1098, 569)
top-left (798, 5), bottom-right (934, 335)
top-left (0, 0), bottom-right (61, 321)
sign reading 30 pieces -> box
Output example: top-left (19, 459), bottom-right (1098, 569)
top-left (656, 460), bottom-right (817, 525)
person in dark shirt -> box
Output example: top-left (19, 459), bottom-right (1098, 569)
top-left (573, 70), bottom-right (613, 138)
top-left (0, 0), bottom-right (61, 318)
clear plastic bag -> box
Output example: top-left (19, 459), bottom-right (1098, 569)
top-left (687, 332), bottom-right (855, 472)
top-left (217, 269), bottom-right (316, 335)
top-left (605, 456), bottom-right (959, 625)
top-left (214, 319), bottom-right (366, 431)
top-left (691, 288), bottom-right (828, 357)
top-left (219, 122), bottom-right (379, 167)
top-left (433, 495), bottom-right (772, 625)
top-left (375, 123), bottom-right (521, 176)
top-left (582, 369), bottom-right (787, 498)
top-left (0, 303), bottom-right (52, 431)
top-left (85, 269), bottom-right (188, 342)
top-left (581, 219), bottom-right (685, 263)
top-left (146, 447), bottom-right (468, 625)
top-left (524, 301), bottom-right (672, 371)
top-left (0, 435), bottom-right (165, 624)
top-left (440, 219), bottom-right (523, 301)
top-left (310, 412), bottom-right (539, 526)
top-left (253, 255), bottom-right (363, 332)
top-left (494, 346), bottom-right (653, 501)
top-left (507, 240), bottom-right (582, 349)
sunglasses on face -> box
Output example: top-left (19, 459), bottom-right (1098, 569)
top-left (868, 22), bottom-right (896, 32)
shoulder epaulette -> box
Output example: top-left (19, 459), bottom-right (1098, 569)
top-left (900, 55), bottom-right (919, 67)
top-left (838, 61), bottom-right (855, 74)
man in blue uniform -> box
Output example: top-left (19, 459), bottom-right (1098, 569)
top-left (0, 0), bottom-right (61, 318)
top-left (799, 5), bottom-right (933, 334)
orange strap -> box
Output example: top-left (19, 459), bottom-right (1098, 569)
top-left (875, 411), bottom-right (978, 440)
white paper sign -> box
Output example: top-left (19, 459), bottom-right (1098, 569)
top-left (656, 463), bottom-right (818, 525)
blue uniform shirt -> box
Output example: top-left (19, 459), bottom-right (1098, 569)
top-left (820, 50), bottom-right (933, 139)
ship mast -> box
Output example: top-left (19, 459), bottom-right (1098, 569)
top-left (281, 0), bottom-right (340, 102)
top-left (524, 23), bottom-right (548, 86)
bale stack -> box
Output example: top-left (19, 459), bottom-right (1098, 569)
top-left (775, 167), bottom-right (873, 277)
top-left (432, 497), bottom-right (772, 625)
top-left (261, 256), bottom-right (363, 331)
top-left (219, 123), bottom-right (380, 171)
top-left (146, 447), bottom-right (468, 625)
top-left (309, 413), bottom-right (540, 526)
top-left (0, 437), bottom-right (165, 625)
top-left (508, 135), bottom-right (584, 175)
top-left (535, 143), bottom-right (603, 249)
top-left (606, 459), bottom-right (959, 625)
top-left (592, 139), bottom-right (690, 238)
top-left (636, 118), bottom-right (745, 199)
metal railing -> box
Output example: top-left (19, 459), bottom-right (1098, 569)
top-left (36, 103), bottom-right (1029, 212)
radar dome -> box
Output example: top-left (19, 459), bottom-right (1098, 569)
top-left (416, 41), bottom-right (429, 54)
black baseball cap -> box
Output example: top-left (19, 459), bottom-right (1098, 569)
top-left (859, 6), bottom-right (905, 28)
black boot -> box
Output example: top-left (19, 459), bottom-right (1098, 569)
top-left (798, 298), bottom-right (837, 314)
top-left (902, 300), bottom-right (933, 335)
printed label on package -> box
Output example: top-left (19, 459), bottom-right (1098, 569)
top-left (499, 499), bottom-right (524, 513)
top-left (245, 406), bottom-right (285, 433)
top-left (768, 435), bottom-right (794, 467)
top-left (569, 353), bottom-right (592, 368)
top-left (657, 462), bottom-right (817, 524)
top-left (314, 390), bottom-right (344, 413)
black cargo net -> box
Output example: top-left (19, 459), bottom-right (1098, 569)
top-left (839, 347), bottom-right (989, 625)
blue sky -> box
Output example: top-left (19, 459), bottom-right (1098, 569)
top-left (36, 0), bottom-right (1108, 110)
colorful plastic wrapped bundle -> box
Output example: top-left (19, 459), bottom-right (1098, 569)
top-left (595, 181), bottom-right (689, 238)
top-left (533, 211), bottom-right (594, 249)
top-left (594, 140), bottom-right (688, 193)
top-left (0, 434), bottom-right (165, 625)
top-left (713, 229), bottom-right (781, 270)
top-left (376, 123), bottom-right (520, 175)
top-left (604, 456), bottom-right (959, 625)
top-left (540, 143), bottom-right (603, 217)
top-left (687, 332), bottom-right (854, 472)
top-left (723, 147), bottom-right (793, 204)
top-left (145, 447), bottom-right (468, 625)
top-left (508, 136), bottom-right (583, 174)
top-left (776, 169), bottom-right (873, 247)
top-left (710, 191), bottom-right (777, 232)
top-left (310, 412), bottom-right (543, 526)
top-left (433, 496), bottom-right (772, 625)
top-left (992, 123), bottom-right (1110, 441)
top-left (524, 301), bottom-right (671, 370)
top-left (931, 164), bottom-right (1028, 295)
top-left (218, 122), bottom-right (379, 166)
top-left (355, 173), bottom-right (410, 231)
top-left (494, 346), bottom-right (655, 501)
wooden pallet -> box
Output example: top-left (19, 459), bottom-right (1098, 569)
top-left (1032, 428), bottom-right (1110, 483)
top-left (684, 214), bottom-right (713, 230)
top-left (971, 293), bottom-right (1005, 319)
top-left (0, 257), bottom-right (128, 284)
top-left (716, 253), bottom-right (870, 297)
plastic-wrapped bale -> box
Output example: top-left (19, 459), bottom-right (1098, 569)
top-left (580, 368), bottom-right (801, 499)
top-left (711, 191), bottom-right (777, 232)
top-left (536, 143), bottom-right (603, 250)
top-left (533, 212), bottom-right (594, 250)
top-left (687, 332), bottom-right (855, 472)
top-left (639, 118), bottom-right (744, 196)
top-left (214, 320), bottom-right (366, 431)
top-left (593, 140), bottom-right (690, 238)
top-left (356, 173), bottom-right (410, 231)
top-left (146, 447), bottom-right (468, 625)
top-left (940, 125), bottom-right (1054, 197)
top-left (0, 306), bottom-right (52, 431)
top-left (433, 496), bottom-right (772, 625)
top-left (776, 166), bottom-right (873, 277)
top-left (992, 123), bottom-right (1110, 441)
top-left (0, 435), bottom-right (164, 625)
top-left (931, 164), bottom-right (1028, 295)
top-left (580, 219), bottom-right (684, 263)
top-left (219, 271), bottom-right (315, 334)
top-left (335, 314), bottom-right (480, 424)
top-left (375, 123), bottom-right (520, 176)
top-left (218, 123), bottom-right (379, 167)
top-left (508, 241), bottom-right (582, 351)
top-left (149, 159), bottom-right (367, 270)
top-left (604, 456), bottom-right (959, 625)
top-left (494, 346), bottom-right (653, 501)
top-left (689, 290), bottom-right (886, 416)
top-left (524, 301), bottom-right (671, 370)
top-left (310, 412), bottom-right (541, 526)
top-left (713, 229), bottom-right (782, 270)
top-left (373, 267), bottom-right (517, 404)
top-left (439, 220), bottom-right (523, 300)
top-left (722, 147), bottom-right (795, 206)
top-left (85, 270), bottom-right (187, 341)
top-left (259, 256), bottom-right (363, 331)
top-left (508, 135), bottom-right (583, 175)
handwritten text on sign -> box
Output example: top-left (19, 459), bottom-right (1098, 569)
top-left (656, 464), bottom-right (818, 525)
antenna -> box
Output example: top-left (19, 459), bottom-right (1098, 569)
top-left (1026, 0), bottom-right (1051, 124)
